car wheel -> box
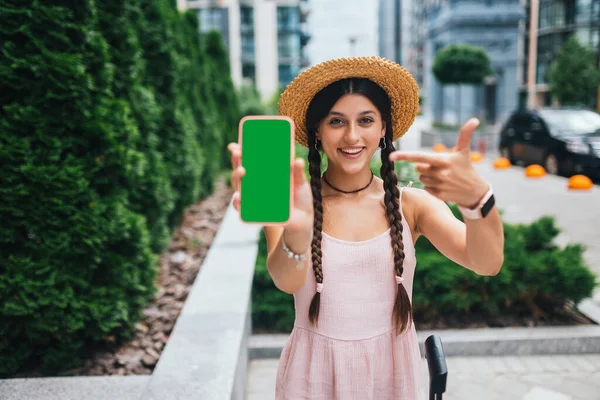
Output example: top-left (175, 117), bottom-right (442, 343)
top-left (545, 153), bottom-right (560, 175)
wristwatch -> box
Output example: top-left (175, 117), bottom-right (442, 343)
top-left (458, 186), bottom-right (495, 220)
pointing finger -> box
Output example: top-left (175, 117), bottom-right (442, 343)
top-left (389, 151), bottom-right (449, 167)
top-left (455, 118), bottom-right (480, 152)
top-left (415, 162), bottom-right (434, 174)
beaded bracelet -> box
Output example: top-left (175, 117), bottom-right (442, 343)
top-left (281, 233), bottom-right (307, 270)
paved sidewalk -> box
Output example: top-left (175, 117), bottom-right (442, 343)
top-left (246, 355), bottom-right (600, 400)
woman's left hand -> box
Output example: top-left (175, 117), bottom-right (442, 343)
top-left (389, 118), bottom-right (490, 208)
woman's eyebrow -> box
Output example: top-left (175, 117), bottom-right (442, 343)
top-left (328, 110), bottom-right (376, 116)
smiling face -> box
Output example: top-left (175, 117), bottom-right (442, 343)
top-left (316, 93), bottom-right (386, 175)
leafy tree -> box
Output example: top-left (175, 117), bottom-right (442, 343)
top-left (432, 43), bottom-right (493, 123)
top-left (548, 34), bottom-right (600, 109)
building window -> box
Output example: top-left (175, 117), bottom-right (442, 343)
top-left (591, 0), bottom-right (600, 22)
top-left (277, 6), bottom-right (301, 88)
top-left (242, 35), bottom-right (255, 61)
top-left (241, 5), bottom-right (253, 26)
top-left (576, 0), bottom-right (592, 24)
top-left (242, 64), bottom-right (255, 81)
top-left (198, 7), bottom-right (229, 48)
top-left (277, 6), bottom-right (300, 32)
top-left (278, 34), bottom-right (300, 59)
top-left (240, 6), bottom-right (255, 65)
top-left (539, 0), bottom-right (566, 29)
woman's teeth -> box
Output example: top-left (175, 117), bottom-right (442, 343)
top-left (338, 147), bottom-right (364, 157)
top-left (341, 149), bottom-right (362, 154)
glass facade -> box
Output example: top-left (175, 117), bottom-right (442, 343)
top-left (277, 6), bottom-right (302, 89)
top-left (411, 1), bottom-right (426, 88)
top-left (187, 1), bottom-right (309, 92)
top-left (524, 0), bottom-right (600, 88)
top-left (240, 5), bottom-right (255, 81)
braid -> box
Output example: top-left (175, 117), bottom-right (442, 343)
top-left (307, 138), bottom-right (324, 326)
top-left (380, 137), bottom-right (413, 335)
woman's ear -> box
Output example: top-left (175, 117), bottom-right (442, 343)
top-left (381, 121), bottom-right (386, 138)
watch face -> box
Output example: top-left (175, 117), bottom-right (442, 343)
top-left (481, 194), bottom-right (495, 218)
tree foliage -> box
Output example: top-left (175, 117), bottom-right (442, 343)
top-left (432, 43), bottom-right (493, 85)
top-left (548, 34), bottom-right (600, 108)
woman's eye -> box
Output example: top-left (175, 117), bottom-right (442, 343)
top-left (360, 118), bottom-right (374, 124)
top-left (329, 118), bottom-right (343, 125)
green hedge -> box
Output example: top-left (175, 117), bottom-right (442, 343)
top-left (251, 164), bottom-right (597, 332)
top-left (412, 208), bottom-right (596, 319)
top-left (0, 0), bottom-right (237, 376)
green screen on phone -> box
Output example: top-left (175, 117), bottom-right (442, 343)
top-left (240, 118), bottom-right (292, 224)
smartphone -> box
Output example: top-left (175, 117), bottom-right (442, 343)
top-left (238, 115), bottom-right (295, 225)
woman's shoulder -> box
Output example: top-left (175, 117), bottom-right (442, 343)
top-left (398, 184), bottom-right (424, 234)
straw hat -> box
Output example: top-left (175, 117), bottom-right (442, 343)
top-left (278, 56), bottom-right (420, 148)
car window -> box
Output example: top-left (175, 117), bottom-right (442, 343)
top-left (538, 109), bottom-right (600, 136)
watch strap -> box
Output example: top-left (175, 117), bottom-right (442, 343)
top-left (458, 186), bottom-right (495, 220)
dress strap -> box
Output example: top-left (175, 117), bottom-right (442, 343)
top-left (398, 181), bottom-right (412, 223)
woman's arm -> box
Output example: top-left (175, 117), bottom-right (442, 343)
top-left (264, 225), bottom-right (312, 294)
top-left (391, 118), bottom-right (504, 276)
top-left (228, 143), bottom-right (314, 294)
top-left (408, 188), bottom-right (504, 276)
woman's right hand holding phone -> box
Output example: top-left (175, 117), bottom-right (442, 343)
top-left (227, 142), bottom-right (314, 243)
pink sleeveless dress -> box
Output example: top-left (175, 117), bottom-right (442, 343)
top-left (275, 187), bottom-right (426, 400)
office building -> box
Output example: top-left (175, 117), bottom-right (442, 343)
top-left (378, 0), bottom-right (426, 91)
top-left (523, 0), bottom-right (600, 108)
top-left (178, 0), bottom-right (310, 100)
top-left (422, 0), bottom-right (524, 126)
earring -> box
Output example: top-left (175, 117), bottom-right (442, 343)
top-left (314, 139), bottom-right (321, 151)
top-left (380, 138), bottom-right (387, 150)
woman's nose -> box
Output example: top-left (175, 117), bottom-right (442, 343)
top-left (344, 123), bottom-right (360, 142)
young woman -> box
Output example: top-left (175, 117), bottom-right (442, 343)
top-left (228, 56), bottom-right (504, 400)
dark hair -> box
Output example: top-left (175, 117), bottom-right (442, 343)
top-left (305, 78), bottom-right (412, 335)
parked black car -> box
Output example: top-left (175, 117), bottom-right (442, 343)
top-left (498, 108), bottom-right (600, 179)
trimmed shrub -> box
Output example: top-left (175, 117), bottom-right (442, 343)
top-left (0, 0), bottom-right (156, 375)
top-left (96, 0), bottom-right (175, 252)
top-left (137, 0), bottom-right (205, 228)
top-left (203, 30), bottom-right (241, 169)
top-left (0, 0), bottom-right (238, 376)
top-left (413, 209), bottom-right (597, 320)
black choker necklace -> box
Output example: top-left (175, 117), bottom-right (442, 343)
top-left (323, 171), bottom-right (374, 194)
